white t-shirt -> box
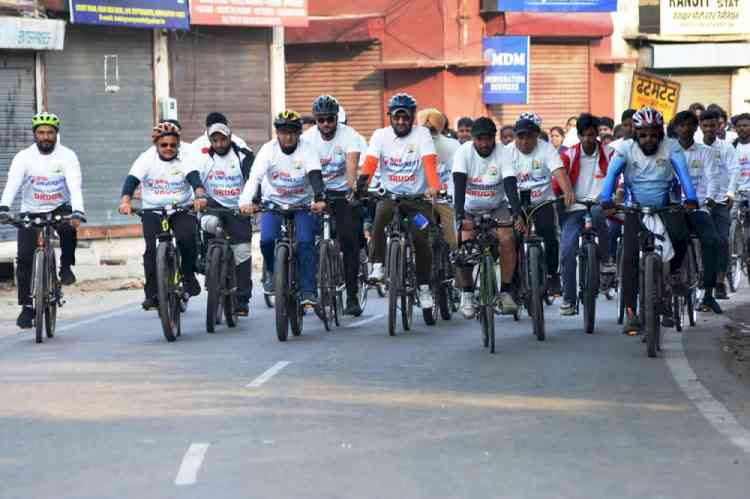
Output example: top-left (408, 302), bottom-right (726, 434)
top-left (1, 144), bottom-right (84, 214)
top-left (239, 138), bottom-right (321, 208)
top-left (504, 140), bottom-right (564, 204)
top-left (452, 142), bottom-right (516, 214)
top-left (730, 142), bottom-right (750, 195)
top-left (194, 149), bottom-right (248, 209)
top-left (302, 124), bottom-right (361, 192)
top-left (366, 125), bottom-right (437, 195)
top-left (128, 148), bottom-right (194, 209)
top-left (570, 148), bottom-right (605, 212)
top-left (192, 133), bottom-right (249, 155)
top-left (434, 134), bottom-right (460, 196)
top-left (677, 140), bottom-right (720, 205)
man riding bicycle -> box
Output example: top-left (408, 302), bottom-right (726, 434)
top-left (452, 117), bottom-right (525, 318)
top-left (672, 110), bottom-right (723, 313)
top-left (503, 112), bottom-right (576, 296)
top-left (0, 112), bottom-right (85, 329)
top-left (356, 93), bottom-right (441, 311)
top-left (302, 95), bottom-right (364, 316)
top-left (118, 122), bottom-right (208, 311)
top-left (239, 111), bottom-right (326, 307)
top-left (600, 107), bottom-right (699, 334)
top-left (556, 113), bottom-right (615, 316)
top-left (189, 122), bottom-right (255, 316)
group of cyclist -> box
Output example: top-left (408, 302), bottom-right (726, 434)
top-left (3, 93), bottom-right (750, 340)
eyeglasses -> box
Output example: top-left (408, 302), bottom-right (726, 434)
top-left (158, 143), bottom-right (178, 150)
top-left (316, 116), bottom-right (336, 124)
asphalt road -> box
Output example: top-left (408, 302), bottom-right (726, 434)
top-left (1, 286), bottom-right (749, 499)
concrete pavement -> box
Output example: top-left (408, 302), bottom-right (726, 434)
top-left (1, 287), bottom-right (749, 498)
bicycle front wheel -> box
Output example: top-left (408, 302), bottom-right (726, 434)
top-left (205, 245), bottom-right (222, 333)
top-left (644, 254), bottom-right (661, 358)
top-left (45, 249), bottom-right (57, 338)
top-left (274, 244), bottom-right (290, 342)
top-left (156, 243), bottom-right (178, 342)
top-left (223, 250), bottom-right (238, 328)
top-left (317, 242), bottom-right (333, 331)
top-left (387, 240), bottom-right (401, 336)
top-left (582, 242), bottom-right (597, 335)
top-left (402, 242), bottom-right (414, 331)
top-left (528, 245), bottom-right (546, 341)
top-left (32, 249), bottom-right (45, 344)
top-left (480, 254), bottom-right (496, 353)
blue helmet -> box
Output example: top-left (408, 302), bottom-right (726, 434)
top-left (312, 95), bottom-right (340, 116)
top-left (387, 93), bottom-right (417, 115)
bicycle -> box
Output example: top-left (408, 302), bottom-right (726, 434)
top-left (515, 192), bottom-right (559, 342)
top-left (259, 204), bottom-right (309, 342)
top-left (3, 212), bottom-right (81, 343)
top-left (573, 199), bottom-right (610, 335)
top-left (727, 189), bottom-right (750, 291)
top-left (426, 192), bottom-right (459, 324)
top-left (316, 206), bottom-right (344, 331)
top-left (201, 207), bottom-right (247, 333)
top-left (133, 206), bottom-right (193, 343)
top-left (672, 231), bottom-right (699, 332)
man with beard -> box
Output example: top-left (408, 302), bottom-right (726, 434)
top-left (0, 112), bottom-right (86, 329)
top-left (190, 123), bottom-right (255, 316)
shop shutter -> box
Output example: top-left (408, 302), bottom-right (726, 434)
top-left (170, 28), bottom-right (271, 150)
top-left (286, 42), bottom-right (384, 140)
top-left (653, 71), bottom-right (732, 114)
top-left (46, 26), bottom-right (154, 227)
top-left (489, 41), bottom-right (590, 130)
top-left (0, 52), bottom-right (35, 241)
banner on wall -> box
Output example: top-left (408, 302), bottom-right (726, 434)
top-left (68, 0), bottom-right (190, 30)
top-left (482, 36), bottom-right (529, 105)
top-left (189, 0), bottom-right (308, 27)
top-left (488, 0), bottom-right (617, 12)
top-left (660, 0), bottom-right (750, 35)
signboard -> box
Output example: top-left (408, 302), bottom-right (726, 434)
top-left (189, 0), bottom-right (308, 27)
top-left (484, 0), bottom-right (617, 12)
top-left (69, 0), bottom-right (190, 30)
top-left (482, 36), bottom-right (529, 105)
top-left (0, 17), bottom-right (65, 50)
top-left (629, 72), bottom-right (681, 122)
top-left (661, 0), bottom-right (750, 35)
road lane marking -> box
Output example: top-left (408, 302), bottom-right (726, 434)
top-left (246, 361), bottom-right (290, 388)
top-left (175, 443), bottom-right (210, 486)
top-left (664, 331), bottom-right (750, 454)
top-left (346, 314), bottom-right (384, 329)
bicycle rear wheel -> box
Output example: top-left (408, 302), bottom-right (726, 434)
top-left (205, 245), bottom-right (222, 333)
top-left (358, 249), bottom-right (368, 312)
top-left (582, 242), bottom-right (597, 335)
top-left (728, 220), bottom-right (743, 292)
top-left (262, 266), bottom-right (275, 308)
top-left (644, 254), bottom-right (661, 358)
top-left (387, 240), bottom-right (400, 336)
top-left (32, 249), bottom-right (45, 344)
top-left (45, 249), bottom-right (57, 338)
top-left (528, 246), bottom-right (546, 341)
top-left (156, 243), bottom-right (178, 342)
top-left (274, 245), bottom-right (290, 342)
top-left (673, 294), bottom-right (683, 332)
top-left (616, 240), bottom-right (625, 325)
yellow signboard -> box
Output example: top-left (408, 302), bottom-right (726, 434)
top-left (629, 72), bottom-right (681, 123)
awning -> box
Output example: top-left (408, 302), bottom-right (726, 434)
top-left (493, 12), bottom-right (613, 38)
top-left (285, 15), bottom-right (383, 45)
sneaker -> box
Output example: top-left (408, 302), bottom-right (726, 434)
top-left (600, 260), bottom-right (617, 274)
top-left (184, 274), bottom-right (201, 297)
top-left (622, 315), bottom-right (641, 335)
top-left (368, 263), bottom-right (385, 282)
top-left (142, 297), bottom-right (159, 311)
top-left (547, 274), bottom-right (562, 296)
top-left (715, 282), bottom-right (729, 300)
top-left (59, 265), bottom-right (76, 286)
top-left (345, 296), bottom-right (363, 317)
top-left (237, 303), bottom-right (249, 317)
top-left (559, 301), bottom-right (576, 316)
top-left (263, 273), bottom-right (274, 294)
top-left (460, 291), bottom-right (475, 319)
top-left (418, 284), bottom-right (434, 310)
top-left (301, 291), bottom-right (318, 307)
top-left (701, 295), bottom-right (723, 314)
top-left (498, 292), bottom-right (518, 315)
top-left (16, 306), bottom-right (34, 329)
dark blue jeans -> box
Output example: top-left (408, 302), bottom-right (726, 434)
top-left (560, 207), bottom-right (610, 304)
top-left (260, 211), bottom-right (319, 294)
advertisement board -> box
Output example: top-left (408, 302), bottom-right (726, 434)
top-left (629, 72), bottom-right (681, 122)
top-left (69, 0), bottom-right (190, 30)
top-left (482, 36), bottom-right (530, 105)
top-left (189, 0), bottom-right (308, 27)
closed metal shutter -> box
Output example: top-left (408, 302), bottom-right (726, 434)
top-left (489, 41), bottom-right (590, 130)
top-left (46, 26), bottom-right (154, 227)
top-left (0, 52), bottom-right (36, 241)
top-left (170, 28), bottom-right (271, 150)
top-left (286, 42), bottom-right (384, 140)
top-left (652, 70), bottom-right (732, 114)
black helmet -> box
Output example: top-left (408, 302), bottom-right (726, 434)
top-left (273, 110), bottom-right (303, 132)
top-left (312, 95), bottom-right (340, 116)
top-left (387, 93), bottom-right (417, 115)
top-left (471, 117), bottom-right (497, 137)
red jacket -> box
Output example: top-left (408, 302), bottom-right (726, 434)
top-left (552, 142), bottom-right (612, 196)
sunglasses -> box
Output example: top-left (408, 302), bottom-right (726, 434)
top-left (158, 143), bottom-right (178, 150)
top-left (316, 116), bottom-right (336, 124)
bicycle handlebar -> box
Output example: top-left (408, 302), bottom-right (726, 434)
top-left (131, 205), bottom-right (194, 218)
top-left (1, 212), bottom-right (83, 228)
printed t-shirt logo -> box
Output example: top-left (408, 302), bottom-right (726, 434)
top-left (407, 144), bottom-right (416, 154)
top-left (655, 158), bottom-right (667, 168)
top-left (487, 165), bottom-right (498, 178)
top-left (293, 160), bottom-right (304, 171)
top-left (690, 159), bottom-right (702, 170)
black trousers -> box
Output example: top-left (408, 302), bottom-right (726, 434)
top-left (141, 211), bottom-right (198, 300)
top-left (329, 193), bottom-right (362, 299)
top-left (16, 206), bottom-right (76, 306)
top-left (532, 203), bottom-right (559, 276)
top-left (687, 210), bottom-right (719, 289)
